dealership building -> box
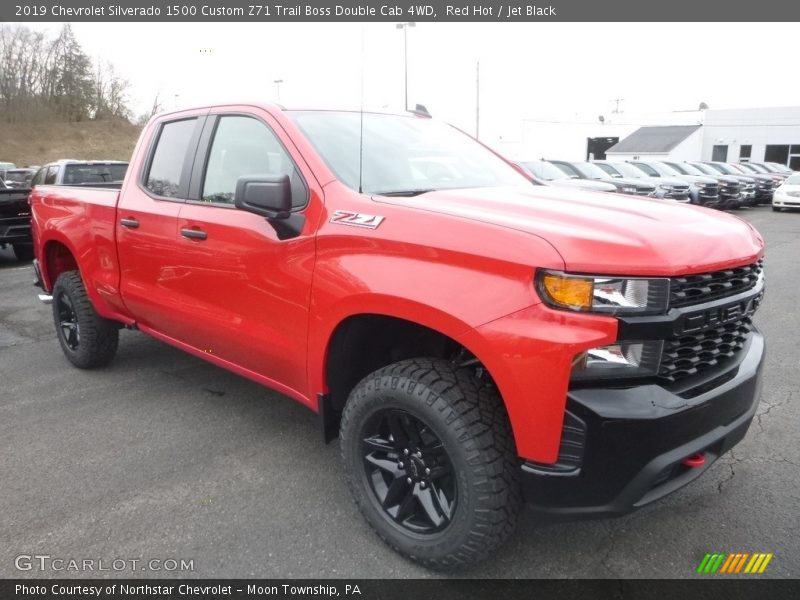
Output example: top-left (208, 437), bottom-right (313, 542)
top-left (503, 106), bottom-right (800, 169)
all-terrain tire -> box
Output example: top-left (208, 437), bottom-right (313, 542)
top-left (340, 358), bottom-right (522, 569)
top-left (52, 270), bottom-right (119, 368)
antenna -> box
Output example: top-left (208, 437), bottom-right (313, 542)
top-left (358, 25), bottom-right (365, 194)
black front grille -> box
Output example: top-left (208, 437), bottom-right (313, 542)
top-left (659, 318), bottom-right (753, 382)
top-left (669, 260), bottom-right (763, 308)
top-left (720, 184), bottom-right (740, 195)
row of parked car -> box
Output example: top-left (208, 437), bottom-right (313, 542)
top-left (518, 158), bottom-right (796, 211)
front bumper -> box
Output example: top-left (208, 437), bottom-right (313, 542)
top-left (521, 329), bottom-right (764, 518)
top-left (0, 217), bottom-right (31, 245)
top-left (773, 193), bottom-right (800, 209)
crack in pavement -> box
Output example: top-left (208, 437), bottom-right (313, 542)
top-left (755, 390), bottom-right (794, 435)
top-left (717, 462), bottom-right (736, 494)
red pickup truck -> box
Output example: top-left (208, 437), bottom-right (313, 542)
top-left (30, 104), bottom-right (766, 568)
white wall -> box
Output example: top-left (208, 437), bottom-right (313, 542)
top-left (702, 106), bottom-right (800, 163)
top-left (508, 121), bottom-right (637, 162)
top-left (496, 109), bottom-right (705, 162)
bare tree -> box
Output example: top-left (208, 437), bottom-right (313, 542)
top-left (0, 23), bottom-right (131, 123)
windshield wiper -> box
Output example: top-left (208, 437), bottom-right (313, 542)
top-left (374, 189), bottom-right (436, 197)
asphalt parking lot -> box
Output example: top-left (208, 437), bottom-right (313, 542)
top-left (1, 206), bottom-right (798, 579)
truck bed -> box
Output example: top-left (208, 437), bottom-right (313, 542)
top-left (30, 185), bottom-right (122, 312)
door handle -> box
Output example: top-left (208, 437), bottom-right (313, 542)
top-left (181, 228), bottom-right (207, 240)
top-left (120, 217), bottom-right (140, 229)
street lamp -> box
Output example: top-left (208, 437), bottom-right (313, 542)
top-left (274, 79), bottom-right (284, 101)
top-left (395, 22), bottom-right (415, 111)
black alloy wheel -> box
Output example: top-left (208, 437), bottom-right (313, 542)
top-left (56, 291), bottom-right (81, 351)
top-left (51, 271), bottom-right (119, 368)
top-left (361, 408), bottom-right (456, 534)
top-left (340, 358), bottom-right (522, 569)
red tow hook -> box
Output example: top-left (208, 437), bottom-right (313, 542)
top-left (682, 452), bottom-right (706, 468)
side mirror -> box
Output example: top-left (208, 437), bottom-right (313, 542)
top-left (234, 175), bottom-right (292, 220)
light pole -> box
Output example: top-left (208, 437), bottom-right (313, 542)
top-left (395, 22), bottom-right (415, 111)
top-left (274, 79), bottom-right (284, 101)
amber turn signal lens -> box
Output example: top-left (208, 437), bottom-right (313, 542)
top-left (540, 273), bottom-right (593, 310)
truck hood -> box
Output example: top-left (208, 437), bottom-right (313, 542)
top-left (375, 186), bottom-right (763, 276)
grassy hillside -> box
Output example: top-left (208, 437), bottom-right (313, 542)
top-left (1, 119), bottom-right (142, 167)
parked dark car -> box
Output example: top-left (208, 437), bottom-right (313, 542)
top-left (0, 178), bottom-right (33, 261)
top-left (30, 160), bottom-right (129, 189)
top-left (629, 161), bottom-right (721, 208)
top-left (517, 160), bottom-right (618, 192)
top-left (663, 162), bottom-right (742, 209)
top-left (701, 162), bottom-right (772, 205)
top-left (593, 161), bottom-right (691, 202)
top-left (549, 160), bottom-right (657, 196)
top-left (2, 168), bottom-right (37, 189)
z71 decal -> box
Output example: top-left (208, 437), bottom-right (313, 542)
top-left (329, 210), bottom-right (385, 229)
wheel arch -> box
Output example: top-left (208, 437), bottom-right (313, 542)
top-left (313, 304), bottom-right (510, 445)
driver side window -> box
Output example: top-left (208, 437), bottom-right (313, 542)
top-left (202, 115), bottom-right (305, 207)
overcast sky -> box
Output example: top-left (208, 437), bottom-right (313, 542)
top-left (23, 22), bottom-right (800, 138)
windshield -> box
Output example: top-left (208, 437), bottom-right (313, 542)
top-left (595, 163), bottom-right (621, 178)
top-left (740, 163), bottom-right (766, 173)
top-left (289, 111), bottom-right (528, 194)
top-left (764, 162), bottom-right (791, 173)
top-left (785, 173), bottom-right (800, 185)
top-left (605, 162), bottom-right (647, 179)
top-left (5, 172), bottom-right (29, 183)
top-left (650, 162), bottom-right (682, 177)
top-left (690, 162), bottom-right (719, 176)
top-left (667, 162), bottom-right (701, 176)
top-left (571, 162), bottom-right (610, 179)
top-left (63, 164), bottom-right (128, 185)
top-left (521, 161), bottom-right (569, 180)
top-left (704, 162), bottom-right (735, 175)
top-left (631, 162), bottom-right (659, 177)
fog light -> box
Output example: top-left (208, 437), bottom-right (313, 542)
top-left (571, 340), bottom-right (663, 381)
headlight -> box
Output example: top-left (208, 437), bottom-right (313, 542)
top-left (571, 340), bottom-right (664, 381)
top-left (536, 270), bottom-right (670, 315)
top-left (621, 186), bottom-right (637, 193)
top-left (658, 184), bottom-right (673, 191)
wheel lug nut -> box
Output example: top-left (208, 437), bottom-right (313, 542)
top-left (406, 477), bottom-right (412, 484)
top-left (403, 449), bottom-right (409, 455)
top-left (398, 462), bottom-right (404, 469)
top-left (415, 451), bottom-right (422, 458)
top-left (420, 481), bottom-right (427, 488)
top-left (425, 468), bottom-right (431, 475)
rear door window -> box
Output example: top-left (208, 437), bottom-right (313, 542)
top-left (145, 118), bottom-right (198, 198)
top-left (44, 166), bottom-right (59, 185)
